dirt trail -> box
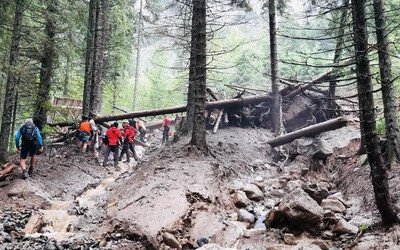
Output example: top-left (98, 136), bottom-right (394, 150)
top-left (1, 126), bottom-right (400, 249)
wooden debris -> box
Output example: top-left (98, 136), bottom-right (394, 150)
top-left (266, 117), bottom-right (349, 147)
top-left (213, 109), bottom-right (224, 134)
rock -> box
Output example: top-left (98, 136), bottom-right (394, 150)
top-left (233, 191), bottom-right (250, 208)
top-left (302, 182), bottom-right (330, 204)
top-left (323, 210), bottom-right (340, 223)
top-left (333, 219), bottom-right (359, 235)
top-left (23, 213), bottom-right (43, 234)
top-left (313, 138), bottom-right (333, 159)
top-left (264, 199), bottom-right (275, 209)
top-left (321, 231), bottom-right (334, 239)
top-left (197, 243), bottom-right (236, 250)
top-left (265, 208), bottom-right (286, 228)
top-left (242, 184), bottom-right (263, 201)
top-left (357, 154), bottom-right (368, 167)
top-left (278, 188), bottom-right (324, 232)
top-left (312, 239), bottom-right (330, 250)
top-left (321, 198), bottom-right (347, 214)
top-left (162, 232), bottom-right (181, 249)
top-left (197, 237), bottom-right (209, 247)
top-left (237, 209), bottom-right (255, 223)
top-left (327, 192), bottom-right (349, 208)
top-left (283, 233), bottom-right (296, 245)
top-left (255, 176), bottom-right (263, 182)
top-left (254, 216), bottom-right (266, 230)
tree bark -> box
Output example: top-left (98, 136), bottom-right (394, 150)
top-left (82, 0), bottom-right (97, 117)
top-left (352, 0), bottom-right (398, 225)
top-left (269, 0), bottom-right (281, 135)
top-left (34, 0), bottom-right (56, 131)
top-left (373, 0), bottom-right (400, 163)
top-left (189, 0), bottom-right (207, 150)
top-left (90, 0), bottom-right (109, 114)
top-left (328, 0), bottom-right (349, 119)
top-left (266, 117), bottom-right (348, 147)
top-left (132, 0), bottom-right (143, 111)
top-left (0, 0), bottom-right (24, 163)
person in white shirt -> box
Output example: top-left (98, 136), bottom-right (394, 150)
top-left (89, 113), bottom-right (99, 156)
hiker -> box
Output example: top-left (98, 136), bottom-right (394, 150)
top-left (119, 120), bottom-right (138, 163)
top-left (15, 118), bottom-right (43, 179)
top-left (136, 121), bottom-right (146, 142)
top-left (89, 113), bottom-right (99, 155)
top-left (103, 122), bottom-right (122, 167)
top-left (162, 114), bottom-right (171, 143)
top-left (78, 115), bottom-right (91, 152)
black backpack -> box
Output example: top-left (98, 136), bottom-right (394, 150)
top-left (21, 123), bottom-right (36, 141)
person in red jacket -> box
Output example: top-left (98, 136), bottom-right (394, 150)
top-left (162, 114), bottom-right (171, 144)
top-left (103, 122), bottom-right (122, 167)
top-left (119, 121), bottom-right (134, 163)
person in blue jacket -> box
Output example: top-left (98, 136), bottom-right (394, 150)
top-left (15, 118), bottom-right (43, 179)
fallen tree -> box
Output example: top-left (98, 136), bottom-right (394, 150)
top-left (94, 95), bottom-right (273, 124)
top-left (266, 117), bottom-right (348, 147)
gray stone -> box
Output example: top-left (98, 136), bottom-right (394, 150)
top-left (333, 219), bottom-right (359, 235)
top-left (312, 239), bottom-right (330, 250)
top-left (283, 233), bottom-right (296, 245)
top-left (279, 188), bottom-right (324, 233)
top-left (264, 199), bottom-right (275, 209)
top-left (321, 198), bottom-right (347, 214)
top-left (237, 209), bottom-right (255, 223)
top-left (162, 232), bottom-right (181, 249)
top-left (242, 184), bottom-right (263, 201)
top-left (302, 182), bottom-right (330, 204)
top-left (233, 191), bottom-right (251, 208)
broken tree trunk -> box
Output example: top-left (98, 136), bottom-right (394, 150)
top-left (213, 109), bottom-right (224, 134)
top-left (0, 164), bottom-right (17, 177)
top-left (266, 117), bottom-right (348, 147)
top-left (94, 95), bottom-right (273, 123)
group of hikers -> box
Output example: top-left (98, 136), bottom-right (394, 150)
top-left (77, 113), bottom-right (174, 168)
top-left (14, 113), bottom-right (177, 179)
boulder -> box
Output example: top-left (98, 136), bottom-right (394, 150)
top-left (302, 183), bottom-right (330, 204)
top-left (265, 208), bottom-right (286, 228)
top-left (242, 184), bottom-right (263, 201)
top-left (288, 138), bottom-right (333, 160)
top-left (333, 219), bottom-right (358, 235)
top-left (238, 209), bottom-right (255, 224)
top-left (278, 188), bottom-right (324, 232)
top-left (312, 239), bottom-right (330, 250)
top-left (162, 232), bottom-right (181, 249)
top-left (321, 199), bottom-right (347, 214)
top-left (233, 191), bottom-right (250, 208)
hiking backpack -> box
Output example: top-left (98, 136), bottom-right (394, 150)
top-left (21, 123), bottom-right (36, 141)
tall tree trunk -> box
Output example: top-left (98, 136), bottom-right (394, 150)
top-left (352, 0), bottom-right (398, 225)
top-left (373, 0), bottom-right (400, 163)
top-left (189, 0), bottom-right (207, 150)
top-left (82, 0), bottom-right (97, 117)
top-left (34, 0), bottom-right (56, 131)
top-left (269, 0), bottom-right (281, 135)
top-left (10, 91), bottom-right (18, 148)
top-left (328, 0), bottom-right (348, 119)
top-left (64, 54), bottom-right (70, 97)
top-left (132, 0), bottom-right (143, 111)
top-left (0, 0), bottom-right (24, 163)
top-left (90, 0), bottom-right (109, 114)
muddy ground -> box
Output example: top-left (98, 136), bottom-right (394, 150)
top-left (1, 125), bottom-right (400, 249)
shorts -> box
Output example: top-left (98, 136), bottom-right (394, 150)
top-left (20, 142), bottom-right (36, 159)
top-left (79, 131), bottom-right (90, 142)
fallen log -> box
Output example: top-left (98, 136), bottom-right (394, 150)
top-left (95, 95), bottom-right (273, 123)
top-left (266, 117), bottom-right (348, 147)
top-left (0, 164), bottom-right (17, 177)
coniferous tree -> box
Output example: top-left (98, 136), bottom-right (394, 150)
top-left (189, 0), bottom-right (207, 150)
top-left (352, 0), bottom-right (398, 225)
top-left (0, 0), bottom-right (24, 163)
top-left (372, 0), bottom-right (400, 163)
top-left (34, 0), bottom-right (57, 131)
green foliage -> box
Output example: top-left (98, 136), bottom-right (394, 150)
top-left (359, 224), bottom-right (369, 231)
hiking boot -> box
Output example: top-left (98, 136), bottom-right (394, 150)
top-left (28, 166), bottom-right (34, 176)
top-left (22, 170), bottom-right (29, 179)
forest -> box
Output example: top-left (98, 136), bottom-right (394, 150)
top-left (1, 0), bottom-right (400, 249)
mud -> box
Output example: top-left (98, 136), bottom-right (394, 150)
top-left (1, 126), bottom-right (400, 249)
